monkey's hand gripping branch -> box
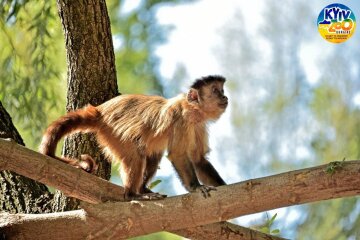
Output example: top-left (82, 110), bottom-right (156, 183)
top-left (193, 185), bottom-right (217, 198)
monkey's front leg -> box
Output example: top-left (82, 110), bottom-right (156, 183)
top-left (193, 157), bottom-right (226, 187)
top-left (168, 153), bottom-right (216, 198)
top-left (195, 185), bottom-right (217, 198)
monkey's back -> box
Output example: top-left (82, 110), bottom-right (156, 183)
top-left (96, 94), bottom-right (182, 156)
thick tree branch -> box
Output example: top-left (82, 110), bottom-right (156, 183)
top-left (172, 222), bottom-right (287, 240)
top-left (77, 160), bottom-right (360, 238)
top-left (0, 138), bottom-right (123, 203)
top-left (0, 211), bottom-right (285, 240)
top-left (0, 102), bottom-right (53, 214)
top-left (2, 139), bottom-right (360, 239)
top-left (0, 138), bottom-right (281, 239)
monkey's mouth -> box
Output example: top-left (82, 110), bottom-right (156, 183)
top-left (218, 101), bottom-right (228, 109)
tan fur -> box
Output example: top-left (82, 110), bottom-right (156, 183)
top-left (40, 76), bottom-right (228, 200)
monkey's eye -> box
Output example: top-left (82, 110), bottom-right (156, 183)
top-left (212, 88), bottom-right (219, 94)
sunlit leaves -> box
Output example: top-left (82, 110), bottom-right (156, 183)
top-left (258, 213), bottom-right (281, 235)
top-left (0, 0), bottom-right (30, 23)
top-left (0, 1), bottom-right (66, 148)
top-left (148, 179), bottom-right (162, 189)
top-left (107, 0), bottom-right (182, 95)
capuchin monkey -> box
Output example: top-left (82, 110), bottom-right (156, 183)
top-left (40, 75), bottom-right (228, 200)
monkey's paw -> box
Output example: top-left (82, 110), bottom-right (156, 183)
top-left (196, 185), bottom-right (217, 198)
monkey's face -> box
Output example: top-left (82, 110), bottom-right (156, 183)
top-left (198, 82), bottom-right (228, 119)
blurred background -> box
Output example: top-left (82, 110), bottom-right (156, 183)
top-left (1, 0), bottom-right (359, 239)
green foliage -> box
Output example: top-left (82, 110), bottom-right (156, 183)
top-left (0, 0), bottom-right (66, 148)
top-left (258, 213), bottom-right (281, 235)
top-left (0, 0), bottom-right (29, 22)
top-left (148, 179), bottom-right (162, 189)
top-left (296, 39), bottom-right (360, 238)
top-left (107, 0), bottom-right (166, 95)
top-left (297, 198), bottom-right (359, 240)
top-left (324, 159), bottom-right (345, 175)
top-left (107, 0), bottom-right (194, 95)
top-left (299, 82), bottom-right (360, 239)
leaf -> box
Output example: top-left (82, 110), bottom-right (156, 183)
top-left (148, 179), bottom-right (162, 189)
top-left (325, 160), bottom-right (345, 175)
top-left (271, 229), bottom-right (280, 234)
top-left (260, 226), bottom-right (270, 234)
top-left (268, 213), bottom-right (278, 226)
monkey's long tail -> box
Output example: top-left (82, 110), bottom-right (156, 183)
top-left (39, 105), bottom-right (101, 173)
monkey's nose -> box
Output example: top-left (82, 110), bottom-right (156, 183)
top-left (222, 95), bottom-right (228, 101)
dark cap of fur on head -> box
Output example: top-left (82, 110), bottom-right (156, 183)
top-left (191, 75), bottom-right (226, 90)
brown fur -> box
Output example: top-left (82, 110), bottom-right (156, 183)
top-left (40, 75), bottom-right (228, 200)
top-left (39, 105), bottom-right (99, 173)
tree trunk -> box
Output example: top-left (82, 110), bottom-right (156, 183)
top-left (53, 0), bottom-right (118, 211)
top-left (0, 102), bottom-right (52, 214)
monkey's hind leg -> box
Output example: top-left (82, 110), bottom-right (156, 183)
top-left (120, 150), bottom-right (165, 201)
top-left (140, 153), bottom-right (167, 198)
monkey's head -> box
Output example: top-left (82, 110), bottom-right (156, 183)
top-left (187, 75), bottom-right (228, 120)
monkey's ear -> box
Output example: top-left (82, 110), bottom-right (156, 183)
top-left (187, 88), bottom-right (199, 103)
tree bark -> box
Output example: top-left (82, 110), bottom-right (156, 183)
top-left (0, 210), bottom-right (285, 240)
top-left (173, 221), bottom-right (286, 240)
top-left (0, 139), bottom-right (123, 203)
top-left (1, 138), bottom-right (360, 239)
top-left (54, 0), bottom-right (118, 211)
top-left (0, 102), bottom-right (52, 214)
